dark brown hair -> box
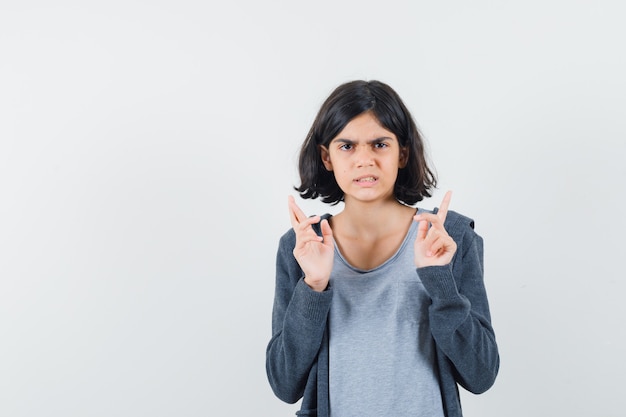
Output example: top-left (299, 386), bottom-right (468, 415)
top-left (295, 80), bottom-right (437, 205)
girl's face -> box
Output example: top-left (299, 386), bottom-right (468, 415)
top-left (320, 111), bottom-right (407, 205)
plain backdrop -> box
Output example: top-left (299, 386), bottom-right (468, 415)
top-left (1, 1), bottom-right (625, 416)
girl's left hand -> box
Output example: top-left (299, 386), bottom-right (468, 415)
top-left (413, 190), bottom-right (457, 268)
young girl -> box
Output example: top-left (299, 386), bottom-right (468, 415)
top-left (266, 80), bottom-right (499, 417)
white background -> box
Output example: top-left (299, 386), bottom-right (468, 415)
top-left (1, 1), bottom-right (625, 416)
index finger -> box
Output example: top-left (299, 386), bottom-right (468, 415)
top-left (437, 190), bottom-right (453, 222)
top-left (288, 195), bottom-right (308, 227)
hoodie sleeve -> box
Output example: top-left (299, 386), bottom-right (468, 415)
top-left (417, 210), bottom-right (500, 394)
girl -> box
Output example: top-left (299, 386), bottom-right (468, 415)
top-left (266, 80), bottom-right (499, 417)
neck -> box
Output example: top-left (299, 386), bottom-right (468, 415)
top-left (335, 197), bottom-right (415, 238)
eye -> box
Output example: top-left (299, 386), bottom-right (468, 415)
top-left (373, 141), bottom-right (389, 149)
top-left (339, 143), bottom-right (353, 151)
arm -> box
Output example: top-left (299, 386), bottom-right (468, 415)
top-left (418, 215), bottom-right (499, 394)
top-left (265, 230), bottom-right (333, 403)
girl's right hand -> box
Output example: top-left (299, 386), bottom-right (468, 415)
top-left (288, 195), bottom-right (334, 292)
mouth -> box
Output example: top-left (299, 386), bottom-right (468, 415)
top-left (354, 176), bottom-right (378, 183)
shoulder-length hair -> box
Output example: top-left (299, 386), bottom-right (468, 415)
top-left (295, 80), bottom-right (437, 205)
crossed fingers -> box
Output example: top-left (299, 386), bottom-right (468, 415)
top-left (413, 190), bottom-right (456, 264)
top-left (288, 195), bottom-right (324, 245)
top-left (287, 196), bottom-right (334, 291)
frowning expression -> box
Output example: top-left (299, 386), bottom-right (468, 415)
top-left (320, 111), bottom-right (408, 203)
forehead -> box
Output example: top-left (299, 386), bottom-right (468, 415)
top-left (332, 112), bottom-right (397, 142)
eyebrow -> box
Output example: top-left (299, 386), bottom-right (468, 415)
top-left (332, 137), bottom-right (394, 144)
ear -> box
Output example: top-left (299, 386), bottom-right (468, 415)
top-left (398, 147), bottom-right (409, 168)
top-left (320, 145), bottom-right (333, 171)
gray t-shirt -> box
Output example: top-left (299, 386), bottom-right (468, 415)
top-left (328, 220), bottom-right (445, 417)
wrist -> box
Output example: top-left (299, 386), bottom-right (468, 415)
top-left (304, 276), bottom-right (328, 292)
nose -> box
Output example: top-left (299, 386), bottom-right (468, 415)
top-left (355, 145), bottom-right (375, 167)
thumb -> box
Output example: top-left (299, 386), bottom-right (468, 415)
top-left (415, 215), bottom-right (428, 242)
top-left (320, 219), bottom-right (334, 244)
